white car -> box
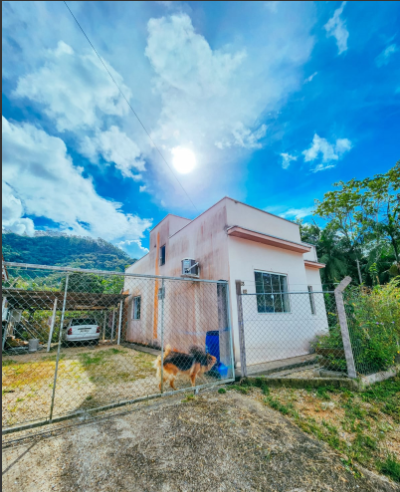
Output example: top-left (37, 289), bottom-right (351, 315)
top-left (64, 318), bottom-right (100, 345)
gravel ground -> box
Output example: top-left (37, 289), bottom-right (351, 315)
top-left (2, 390), bottom-right (398, 492)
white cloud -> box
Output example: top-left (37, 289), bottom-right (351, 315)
top-left (304, 71), bottom-right (318, 83)
top-left (2, 182), bottom-right (35, 236)
top-left (117, 239), bottom-right (149, 259)
top-left (144, 11), bottom-right (315, 183)
top-left (376, 44), bottom-right (398, 67)
top-left (312, 163), bottom-right (336, 173)
top-left (13, 41), bottom-right (131, 132)
top-left (280, 152), bottom-right (297, 169)
top-left (80, 126), bottom-right (145, 179)
top-left (139, 185), bottom-right (147, 193)
top-left (2, 116), bottom-right (152, 241)
top-left (324, 2), bottom-right (349, 55)
top-left (303, 134), bottom-right (352, 171)
top-left (280, 207), bottom-right (314, 220)
top-left (3, 3), bottom-right (317, 210)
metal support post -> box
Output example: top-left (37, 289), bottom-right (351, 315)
top-left (334, 276), bottom-right (357, 379)
top-left (102, 311), bottom-right (107, 341)
top-left (47, 298), bottom-right (58, 352)
top-left (225, 282), bottom-right (235, 380)
top-left (117, 302), bottom-right (123, 345)
top-left (235, 280), bottom-right (247, 378)
top-left (111, 308), bottom-right (116, 343)
top-left (49, 274), bottom-right (69, 422)
top-left (2, 296), bottom-right (8, 352)
top-left (160, 279), bottom-right (165, 393)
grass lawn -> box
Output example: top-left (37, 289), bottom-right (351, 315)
top-left (2, 345), bottom-right (157, 427)
top-left (228, 376), bottom-right (400, 484)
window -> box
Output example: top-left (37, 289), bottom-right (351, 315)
top-left (254, 271), bottom-right (290, 313)
top-left (160, 245), bottom-right (166, 266)
top-left (308, 286), bottom-right (316, 315)
top-left (132, 296), bottom-right (141, 320)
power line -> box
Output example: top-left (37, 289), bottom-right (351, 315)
top-left (63, 1), bottom-right (198, 213)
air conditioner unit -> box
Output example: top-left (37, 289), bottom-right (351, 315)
top-left (181, 258), bottom-right (200, 278)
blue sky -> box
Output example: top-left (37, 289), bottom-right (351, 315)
top-left (2, 1), bottom-right (400, 259)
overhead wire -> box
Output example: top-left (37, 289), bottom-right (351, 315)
top-left (63, 1), bottom-right (198, 213)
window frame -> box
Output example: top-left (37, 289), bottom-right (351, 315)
top-left (132, 296), bottom-right (141, 320)
top-left (159, 244), bottom-right (166, 266)
top-left (254, 270), bottom-right (290, 314)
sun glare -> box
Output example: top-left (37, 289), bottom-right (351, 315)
top-left (171, 147), bottom-right (196, 174)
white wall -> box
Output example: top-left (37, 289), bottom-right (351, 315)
top-left (226, 199), bottom-right (302, 243)
top-left (227, 236), bottom-right (328, 368)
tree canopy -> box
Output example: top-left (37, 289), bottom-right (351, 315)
top-left (300, 161), bottom-right (400, 287)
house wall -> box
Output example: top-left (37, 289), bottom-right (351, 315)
top-left (124, 202), bottom-right (231, 351)
top-left (123, 197), bottom-right (326, 370)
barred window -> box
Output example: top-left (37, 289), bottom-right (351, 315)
top-left (254, 271), bottom-right (290, 313)
top-left (132, 296), bottom-right (141, 320)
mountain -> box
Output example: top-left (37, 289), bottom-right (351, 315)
top-left (2, 232), bottom-right (135, 272)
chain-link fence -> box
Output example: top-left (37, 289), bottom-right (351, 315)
top-left (237, 288), bottom-right (346, 376)
top-left (234, 277), bottom-right (399, 487)
top-left (2, 263), bottom-right (235, 434)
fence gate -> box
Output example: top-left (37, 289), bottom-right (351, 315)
top-left (2, 263), bottom-right (235, 434)
top-left (235, 279), bottom-right (355, 379)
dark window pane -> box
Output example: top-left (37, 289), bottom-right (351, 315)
top-left (263, 273), bottom-right (272, 293)
top-left (160, 245), bottom-right (166, 266)
top-left (271, 274), bottom-right (280, 293)
top-left (257, 294), bottom-right (267, 313)
top-left (265, 293), bottom-right (274, 312)
top-left (274, 294), bottom-right (284, 312)
top-left (255, 272), bottom-right (264, 293)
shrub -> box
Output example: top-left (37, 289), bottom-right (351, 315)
top-left (313, 277), bottom-right (400, 375)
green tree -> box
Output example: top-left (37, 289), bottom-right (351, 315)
top-left (62, 273), bottom-right (104, 293)
top-left (315, 162), bottom-right (400, 284)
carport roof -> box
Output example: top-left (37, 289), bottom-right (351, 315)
top-left (3, 289), bottom-right (129, 311)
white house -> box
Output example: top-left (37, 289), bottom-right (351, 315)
top-left (124, 197), bottom-right (327, 371)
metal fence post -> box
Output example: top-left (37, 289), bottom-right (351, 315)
top-left (225, 282), bottom-right (235, 380)
top-left (334, 276), bottom-right (357, 379)
top-left (102, 310), bottom-right (107, 341)
top-left (117, 301), bottom-right (123, 345)
top-left (111, 308), bottom-right (116, 343)
top-left (47, 298), bottom-right (58, 352)
top-left (2, 296), bottom-right (8, 352)
top-left (235, 280), bottom-right (247, 378)
top-left (160, 279), bottom-right (165, 394)
top-left (49, 273), bottom-right (69, 422)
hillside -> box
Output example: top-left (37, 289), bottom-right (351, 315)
top-left (2, 233), bottom-right (135, 272)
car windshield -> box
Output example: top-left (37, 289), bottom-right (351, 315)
top-left (70, 319), bottom-right (97, 326)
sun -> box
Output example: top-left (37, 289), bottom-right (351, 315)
top-left (171, 147), bottom-right (196, 174)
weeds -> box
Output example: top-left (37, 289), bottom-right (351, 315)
top-left (227, 377), bottom-right (399, 484)
top-left (377, 454), bottom-right (400, 483)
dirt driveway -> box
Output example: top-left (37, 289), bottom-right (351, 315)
top-left (3, 390), bottom-right (398, 492)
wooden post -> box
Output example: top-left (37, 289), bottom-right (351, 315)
top-left (334, 276), bottom-right (357, 379)
top-left (47, 298), bottom-right (58, 352)
top-left (235, 280), bottom-right (247, 378)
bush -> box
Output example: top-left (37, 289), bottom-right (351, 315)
top-left (313, 277), bottom-right (400, 375)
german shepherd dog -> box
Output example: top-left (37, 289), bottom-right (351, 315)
top-left (154, 345), bottom-right (217, 390)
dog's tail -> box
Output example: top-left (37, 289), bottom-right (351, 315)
top-left (153, 343), bottom-right (172, 369)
